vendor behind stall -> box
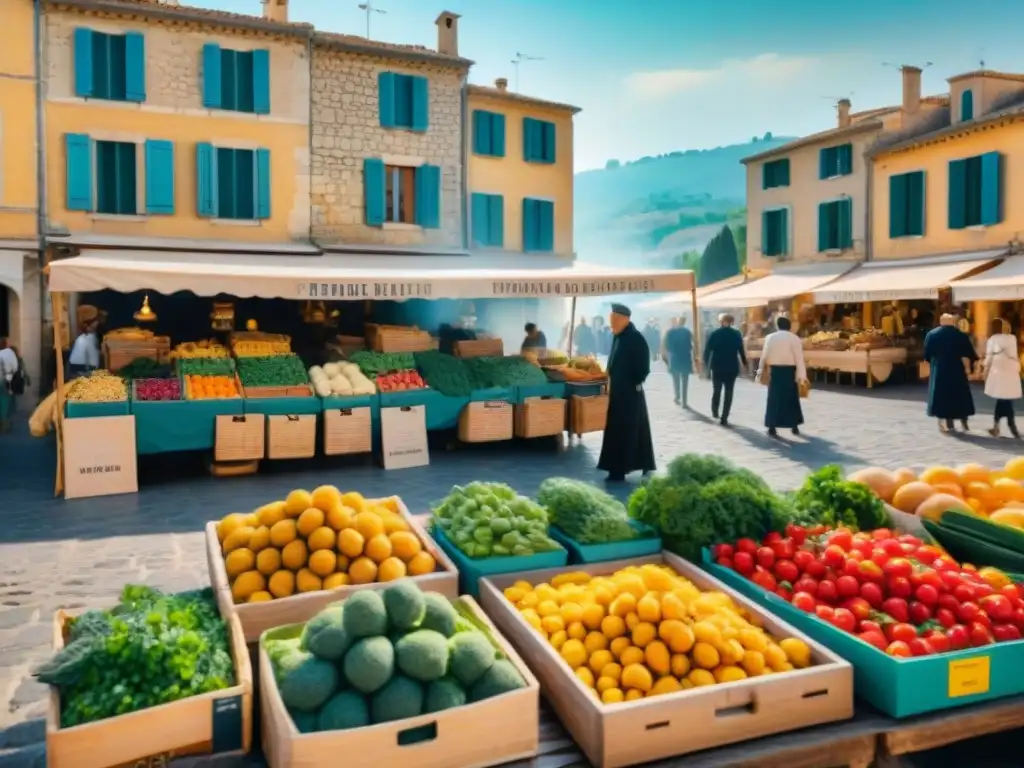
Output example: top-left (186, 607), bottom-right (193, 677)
top-left (521, 323), bottom-right (547, 353)
top-left (68, 305), bottom-right (106, 378)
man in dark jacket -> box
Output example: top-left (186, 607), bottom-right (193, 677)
top-left (702, 313), bottom-right (747, 426)
top-left (662, 317), bottom-right (694, 407)
top-left (598, 304), bottom-right (656, 482)
top-left (924, 313), bottom-right (978, 432)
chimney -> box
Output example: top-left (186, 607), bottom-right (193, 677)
top-left (837, 98), bottom-right (851, 128)
top-left (262, 0), bottom-right (288, 23)
top-left (901, 65), bottom-right (922, 114)
top-left (495, 78), bottom-right (508, 92)
top-left (435, 11), bottom-right (460, 57)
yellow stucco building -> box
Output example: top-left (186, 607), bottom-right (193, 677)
top-left (467, 80), bottom-right (579, 257)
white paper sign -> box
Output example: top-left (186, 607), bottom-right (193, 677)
top-left (63, 415), bottom-right (139, 499)
top-left (380, 405), bottom-right (429, 470)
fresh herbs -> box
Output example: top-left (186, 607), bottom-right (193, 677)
top-left (348, 351), bottom-right (416, 378)
top-left (537, 477), bottom-right (638, 544)
top-left (413, 351), bottom-right (473, 396)
top-left (791, 465), bottom-right (891, 532)
top-left (176, 357), bottom-right (236, 377)
top-left (461, 356), bottom-right (548, 389)
top-left (236, 354), bottom-right (308, 387)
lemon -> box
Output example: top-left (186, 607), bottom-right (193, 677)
top-left (575, 667), bottom-right (595, 688)
top-left (584, 631), bottom-right (609, 654)
top-left (600, 615), bottom-right (626, 639)
top-left (600, 662), bottom-right (623, 682)
top-left (670, 653), bottom-right (691, 678)
top-left (714, 665), bottom-right (748, 683)
top-left (588, 650), bottom-right (614, 676)
top-left (741, 650), bottom-right (766, 676)
top-left (692, 642), bottom-right (720, 670)
top-left (619, 646), bottom-right (645, 666)
top-left (601, 687), bottom-right (625, 704)
top-left (779, 638), bottom-right (812, 669)
top-left (650, 676), bottom-right (682, 696)
top-left (687, 668), bottom-right (716, 687)
top-left (549, 630), bottom-right (568, 651)
top-left (561, 639), bottom-right (587, 668)
top-left (566, 621), bottom-right (587, 640)
top-left (625, 688), bottom-right (645, 701)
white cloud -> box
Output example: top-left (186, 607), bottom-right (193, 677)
top-left (625, 53), bottom-right (819, 99)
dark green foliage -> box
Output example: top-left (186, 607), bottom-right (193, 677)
top-left (419, 593), bottom-right (458, 637)
top-left (174, 358), bottom-right (235, 377)
top-left (343, 637), bottom-right (395, 694)
top-left (236, 354), bottom-right (308, 387)
top-left (317, 691), bottom-right (370, 731)
top-left (301, 606), bottom-right (350, 661)
top-left (413, 351), bottom-right (472, 396)
top-left (424, 677), bottom-right (467, 713)
top-left (469, 659), bottom-right (526, 701)
top-left (279, 654), bottom-right (338, 712)
top-left (698, 225), bottom-right (741, 286)
top-left (537, 477), bottom-right (637, 544)
top-left (791, 465), bottom-right (891, 532)
top-left (349, 351), bottom-right (416, 378)
top-left (395, 630), bottom-right (449, 682)
top-left (448, 632), bottom-right (496, 687)
top-left (383, 582), bottom-right (426, 632)
top-left (460, 356), bottom-right (547, 389)
top-left (343, 590), bottom-right (388, 638)
top-left (371, 676), bottom-right (425, 724)
top-left (290, 709), bottom-right (319, 733)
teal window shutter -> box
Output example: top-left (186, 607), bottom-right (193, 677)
top-left (471, 193), bottom-right (489, 246)
top-left (201, 44), bottom-right (222, 108)
top-left (907, 171), bottom-right (925, 236)
top-left (819, 148), bottom-right (830, 179)
top-left (536, 200), bottom-right (554, 251)
top-left (410, 76), bottom-right (429, 131)
top-left (961, 89), bottom-right (974, 121)
top-left (761, 211), bottom-right (771, 255)
top-left (378, 73), bottom-right (396, 128)
top-left (838, 199), bottom-right (853, 248)
top-left (414, 164), bottom-right (441, 228)
top-left (980, 152), bottom-right (1002, 226)
top-left (252, 49), bottom-right (270, 114)
top-left (817, 202), bottom-right (831, 250)
top-left (780, 159), bottom-right (790, 186)
top-left (778, 209), bottom-right (788, 255)
top-left (522, 118), bottom-right (536, 161)
top-left (948, 159), bottom-right (967, 229)
top-left (144, 139), bottom-right (174, 214)
top-left (363, 158), bottom-right (386, 226)
top-left (492, 113), bottom-right (506, 157)
top-left (488, 195), bottom-right (504, 247)
top-left (542, 122), bottom-right (556, 163)
top-left (889, 174), bottom-right (907, 238)
top-left (65, 133), bottom-right (93, 211)
top-left (196, 142), bottom-right (216, 217)
top-left (761, 164), bottom-right (770, 190)
top-left (838, 144), bottom-right (852, 175)
top-left (255, 148), bottom-right (271, 219)
top-left (124, 32), bottom-right (146, 102)
top-left (522, 198), bottom-right (537, 250)
top-left (73, 28), bottom-right (94, 97)
top-left (472, 111), bottom-right (490, 155)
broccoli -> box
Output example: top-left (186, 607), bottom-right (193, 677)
top-left (371, 675), bottom-right (424, 724)
top-left (278, 653), bottom-right (338, 712)
top-left (343, 591), bottom-right (388, 638)
top-left (469, 659), bottom-right (525, 702)
top-left (395, 630), bottom-right (450, 682)
top-left (449, 631), bottom-right (496, 687)
top-left (383, 582), bottom-right (426, 632)
top-left (318, 690), bottom-right (370, 732)
top-left (343, 636), bottom-right (395, 694)
top-left (424, 677), bottom-right (467, 713)
top-left (419, 593), bottom-right (458, 637)
top-left (301, 606), bottom-right (350, 661)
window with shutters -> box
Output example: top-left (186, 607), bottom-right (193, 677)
top-left (216, 148), bottom-right (255, 220)
top-left (378, 73), bottom-right (428, 130)
top-left (960, 89), bottom-right (974, 122)
top-left (95, 140), bottom-right (137, 215)
top-left (522, 197), bottom-right (555, 252)
top-left (472, 110), bottom-right (506, 157)
top-left (819, 143), bottom-right (853, 179)
top-left (818, 199), bottom-right (853, 251)
top-left (385, 165), bottom-right (416, 224)
top-left (888, 171), bottom-right (925, 238)
top-left (220, 49), bottom-right (255, 113)
top-left (949, 153), bottom-right (1002, 229)
top-left (91, 33), bottom-right (127, 101)
top-left (523, 118), bottom-right (556, 163)
top-left (762, 159), bottom-right (790, 189)
top-left (762, 209), bottom-right (788, 256)
top-left (471, 193), bottom-right (504, 247)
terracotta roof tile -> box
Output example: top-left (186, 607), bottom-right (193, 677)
top-left (467, 84), bottom-right (580, 114)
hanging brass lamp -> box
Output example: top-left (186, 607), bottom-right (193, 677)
top-left (133, 294), bottom-right (157, 322)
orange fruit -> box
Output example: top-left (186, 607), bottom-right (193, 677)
top-left (406, 550), bottom-right (436, 576)
top-left (966, 497), bottom-right (987, 516)
top-left (378, 556), bottom-right (407, 581)
top-left (994, 477), bottom-right (1024, 503)
top-left (916, 493), bottom-right (972, 522)
top-left (965, 482), bottom-right (1000, 510)
top-left (348, 556), bottom-right (378, 584)
top-left (323, 572), bottom-right (350, 590)
top-left (281, 539), bottom-right (308, 570)
top-left (364, 533), bottom-right (393, 563)
top-left (325, 503), bottom-right (355, 532)
top-left (1005, 457), bottom-right (1024, 481)
top-left (307, 526), bottom-right (336, 552)
top-left (380, 512), bottom-right (410, 534)
top-left (933, 483), bottom-right (964, 499)
top-left (269, 519), bottom-right (298, 547)
top-left (957, 463), bottom-right (991, 486)
top-left (338, 528), bottom-right (365, 558)
top-left (920, 466), bottom-right (959, 488)
top-left (310, 485), bottom-right (342, 512)
top-left (389, 531), bottom-right (422, 561)
top-left (297, 508), bottom-right (325, 538)
top-left (892, 481), bottom-right (936, 513)
top-left (341, 492), bottom-right (368, 514)
top-left (308, 549), bottom-right (337, 577)
top-left (355, 511), bottom-right (385, 540)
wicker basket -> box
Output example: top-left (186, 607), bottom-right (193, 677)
top-left (514, 397), bottom-right (566, 438)
top-left (266, 414), bottom-right (317, 460)
top-left (215, 414), bottom-right (266, 461)
top-left (323, 407), bottom-right (373, 456)
top-left (458, 401), bottom-right (514, 443)
top-left (454, 338), bottom-right (504, 358)
top-left (570, 394), bottom-right (609, 436)
top-left (367, 324), bottom-right (437, 353)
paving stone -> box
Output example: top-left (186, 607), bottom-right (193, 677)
top-left (0, 611), bottom-right (33, 632)
top-left (0, 719), bottom-right (44, 749)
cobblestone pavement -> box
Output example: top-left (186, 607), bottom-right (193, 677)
top-left (1, 372), bottom-right (1021, 765)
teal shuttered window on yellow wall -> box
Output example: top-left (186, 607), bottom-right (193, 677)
top-left (762, 159), bottom-right (790, 189)
top-left (65, 134), bottom-right (176, 215)
top-left (74, 28), bottom-right (145, 102)
top-left (363, 159), bottom-right (441, 228)
top-left (195, 144), bottom-right (271, 220)
top-left (472, 111), bottom-right (506, 157)
top-left (471, 193), bottom-right (504, 247)
top-left (522, 198), bottom-right (554, 252)
top-left (948, 153), bottom-right (1001, 229)
top-left (201, 44), bottom-right (270, 114)
top-left (523, 118), bottom-right (556, 163)
top-left (379, 73), bottom-right (429, 131)
top-left (819, 144), bottom-right (853, 179)
top-left (817, 199), bottom-right (853, 251)
top-left (760, 209), bottom-right (788, 257)
top-left (888, 171), bottom-right (925, 238)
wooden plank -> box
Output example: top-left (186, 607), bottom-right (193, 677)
top-left (879, 694), bottom-right (1024, 756)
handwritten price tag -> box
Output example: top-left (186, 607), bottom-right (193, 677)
top-left (948, 656), bottom-right (991, 698)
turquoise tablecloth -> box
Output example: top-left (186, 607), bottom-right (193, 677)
top-left (379, 389), bottom-right (468, 431)
top-left (65, 401), bottom-right (130, 419)
top-left (514, 382), bottom-right (567, 403)
top-left (131, 398), bottom-right (244, 454)
top-left (469, 386), bottom-right (514, 403)
top-left (565, 381), bottom-right (607, 398)
top-left (243, 396), bottom-right (322, 416)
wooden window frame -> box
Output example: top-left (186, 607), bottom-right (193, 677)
top-left (385, 165), bottom-right (416, 224)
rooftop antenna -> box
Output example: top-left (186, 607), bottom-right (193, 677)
top-left (977, 47), bottom-right (986, 68)
top-left (511, 52), bottom-right (544, 92)
top-left (357, 1), bottom-right (387, 40)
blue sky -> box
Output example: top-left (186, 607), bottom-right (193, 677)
top-left (212, 0), bottom-right (1024, 171)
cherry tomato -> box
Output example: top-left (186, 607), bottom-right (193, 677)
top-left (843, 597), bottom-right (873, 621)
top-left (899, 534), bottom-right (923, 547)
top-left (1001, 584), bottom-right (1023, 604)
top-left (794, 577), bottom-right (819, 597)
top-left (973, 582), bottom-right (996, 599)
top-left (953, 584), bottom-right (976, 603)
top-left (938, 593), bottom-right (961, 613)
top-left (858, 630), bottom-right (888, 651)
top-left (932, 556), bottom-right (959, 572)
top-left (786, 523), bottom-right (808, 545)
top-left (886, 641), bottom-right (912, 657)
top-left (882, 597), bottom-right (910, 623)
top-left (957, 601), bottom-right (981, 624)
top-left (816, 579), bottom-right (839, 604)
top-left (979, 594), bottom-right (1015, 622)
top-left (908, 601), bottom-right (932, 625)
top-left (836, 574), bottom-right (860, 598)
top-left (712, 543), bottom-right (735, 560)
top-left (860, 582), bottom-right (884, 609)
top-left (1013, 607), bottom-right (1024, 630)
top-left (859, 619), bottom-right (883, 634)
top-left (733, 551), bottom-right (755, 575)
top-left (822, 545), bottom-right (847, 569)
top-left (764, 531), bottom-right (783, 544)
top-left (969, 621), bottom-right (994, 647)
top-left (887, 576), bottom-right (913, 599)
top-left (915, 546), bottom-right (942, 565)
top-left (752, 570), bottom-right (777, 593)
top-left (888, 622), bottom-right (918, 644)
top-left (939, 570), bottom-right (963, 591)
top-left (908, 638), bottom-right (935, 656)
top-left (831, 607), bottom-right (857, 633)
top-left (805, 560), bottom-right (828, 580)
top-left (793, 550), bottom-right (815, 572)
top-left (975, 612), bottom-right (993, 630)
top-left (883, 558), bottom-right (913, 580)
top-left (992, 623), bottom-right (1022, 642)
top-left (776, 586), bottom-right (794, 602)
top-left (871, 549), bottom-right (891, 568)
top-left (913, 570), bottom-right (944, 591)
top-left (915, 584), bottom-right (939, 607)
top-left (792, 591), bottom-right (816, 612)
top-left (859, 561), bottom-right (884, 582)
top-left (736, 538), bottom-right (759, 555)
top-left (716, 556), bottom-right (734, 569)
top-left (880, 538), bottom-right (904, 556)
top-left (946, 624), bottom-right (970, 650)
top-left (774, 559), bottom-right (800, 584)
top-left (830, 530), bottom-right (853, 551)
top-left (815, 604), bottom-right (835, 622)
top-left (935, 607), bottom-right (957, 628)
top-left (757, 547), bottom-right (776, 569)
top-left (925, 631), bottom-right (951, 653)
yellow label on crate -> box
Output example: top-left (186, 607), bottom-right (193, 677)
top-left (948, 656), bottom-right (991, 698)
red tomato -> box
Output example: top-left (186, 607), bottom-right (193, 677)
top-left (815, 604), bottom-right (835, 622)
top-left (908, 638), bottom-right (935, 656)
top-left (889, 622), bottom-right (918, 643)
top-left (937, 593), bottom-right (961, 613)
top-left (937, 570), bottom-right (963, 593)
top-left (831, 608), bottom-right (856, 633)
top-left (830, 530), bottom-right (853, 551)
top-left (880, 538), bottom-right (905, 556)
top-left (842, 597), bottom-right (873, 621)
top-left (771, 539), bottom-right (796, 559)
top-left (932, 556), bottom-right (959, 572)
top-left (992, 623), bottom-right (1022, 642)
top-left (935, 608), bottom-right (957, 628)
top-left (715, 557), bottom-right (734, 569)
top-left (871, 528), bottom-right (893, 540)
top-left (764, 531), bottom-right (783, 544)
top-left (973, 582), bottom-right (996, 599)
top-left (1013, 607), bottom-right (1024, 630)
top-left (882, 597), bottom-right (910, 623)
top-left (836, 575), bottom-right (860, 599)
top-left (736, 538), bottom-right (759, 555)
top-left (899, 534), bottom-right (923, 547)
top-left (882, 558), bottom-right (913, 580)
top-left (786, 524), bottom-right (808, 545)
top-left (822, 546), bottom-right (847, 569)
top-left (887, 576), bottom-right (913, 599)
top-left (859, 619), bottom-right (883, 634)
top-left (854, 541), bottom-right (875, 559)
top-left (975, 612), bottom-right (993, 630)
top-left (953, 584), bottom-right (976, 603)
top-left (969, 622), bottom-right (994, 647)
top-left (843, 558), bottom-right (863, 577)
top-left (871, 550), bottom-right (891, 568)
top-left (752, 570), bottom-right (777, 593)
top-left (908, 601), bottom-right (932, 625)
top-left (858, 630), bottom-right (888, 651)
top-left (859, 561), bottom-right (884, 582)
top-left (957, 601), bottom-right (981, 624)
top-left (914, 584), bottom-right (939, 607)
top-left (886, 641), bottom-right (912, 657)
top-left (792, 592), bottom-right (816, 612)
top-left (774, 559), bottom-right (800, 584)
top-left (1001, 584), bottom-right (1023, 604)
top-left (776, 586), bottom-right (794, 602)
top-left (756, 547), bottom-right (776, 569)
top-left (913, 570), bottom-right (944, 592)
top-left (860, 582), bottom-right (884, 609)
top-left (980, 594), bottom-right (1015, 622)
top-left (816, 579), bottom-right (839, 604)
top-left (914, 546), bottom-right (942, 565)
top-left (805, 560), bottom-right (828, 580)
top-left (946, 624), bottom-right (970, 650)
top-left (925, 631), bottom-right (951, 653)
top-left (733, 551), bottom-right (755, 575)
top-left (793, 550), bottom-right (815, 572)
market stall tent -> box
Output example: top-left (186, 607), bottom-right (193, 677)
top-left (950, 255), bottom-right (1024, 302)
top-left (698, 262), bottom-right (854, 309)
top-left (638, 271), bottom-right (766, 311)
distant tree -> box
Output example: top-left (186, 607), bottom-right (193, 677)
top-left (674, 249), bottom-right (701, 279)
top-left (752, 136), bottom-right (759, 143)
top-left (731, 223), bottom-right (748, 270)
top-left (763, 131), bottom-right (773, 140)
top-left (605, 159), bottom-right (620, 170)
top-left (698, 226), bottom-right (740, 287)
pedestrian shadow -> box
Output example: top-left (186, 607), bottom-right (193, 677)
top-left (729, 424), bottom-right (862, 471)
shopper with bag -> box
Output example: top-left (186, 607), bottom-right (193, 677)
top-left (702, 313), bottom-right (746, 426)
top-left (983, 317), bottom-right (1022, 438)
top-left (756, 316), bottom-right (808, 438)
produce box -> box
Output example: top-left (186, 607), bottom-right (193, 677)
top-left (432, 527), bottom-right (567, 597)
top-left (266, 414), bottom-right (317, 460)
top-left (207, 499), bottom-right (459, 643)
top-left (458, 401), bottom-right (514, 443)
top-left (214, 413), bottom-right (266, 462)
top-left (513, 397), bottom-right (566, 438)
top-left (454, 338), bottom-right (504, 358)
top-left (243, 384), bottom-right (314, 399)
top-left (323, 407), bottom-right (373, 456)
top-left (549, 522), bottom-right (661, 564)
top-left (479, 554), bottom-right (853, 768)
top-left (569, 393), bottom-right (608, 436)
top-left (46, 608), bottom-right (252, 768)
top-left (702, 551), bottom-right (1024, 718)
top-left (65, 400), bottom-right (130, 419)
top-left (258, 595), bottom-right (539, 768)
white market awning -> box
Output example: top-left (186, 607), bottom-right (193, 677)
top-left (47, 250), bottom-right (695, 300)
top-left (813, 252), bottom-right (1004, 304)
top-left (699, 262), bottom-right (855, 308)
top-left (951, 256), bottom-right (1024, 301)
top-left (639, 273), bottom-right (752, 310)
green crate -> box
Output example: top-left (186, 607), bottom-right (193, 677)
top-left (701, 549), bottom-right (1024, 718)
top-left (432, 527), bottom-right (567, 598)
top-left (549, 523), bottom-right (661, 564)
top-left (922, 520), bottom-right (1024, 573)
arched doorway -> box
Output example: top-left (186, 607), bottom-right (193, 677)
top-left (0, 284), bottom-right (9, 338)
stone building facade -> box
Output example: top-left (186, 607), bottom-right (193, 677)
top-left (310, 15), bottom-right (470, 249)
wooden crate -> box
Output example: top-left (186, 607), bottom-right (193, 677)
top-left (367, 323), bottom-right (437, 353)
top-left (514, 397), bottom-right (566, 438)
top-left (479, 553), bottom-right (854, 768)
top-left (46, 608), bottom-right (252, 768)
top-left (918, 360), bottom-right (930, 379)
top-left (266, 414), bottom-right (317, 460)
top-left (241, 384), bottom-right (314, 399)
top-left (458, 401), bottom-right (514, 443)
top-left (207, 498), bottom-right (459, 642)
top-left (454, 338), bottom-right (504, 358)
top-left (259, 596), bottom-right (539, 768)
top-left (103, 336), bottom-right (171, 373)
top-left (215, 414), bottom-right (266, 462)
top-left (323, 407), bottom-right (373, 455)
top-left (569, 394), bottom-right (609, 436)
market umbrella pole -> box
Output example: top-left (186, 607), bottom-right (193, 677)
top-left (567, 296), bottom-right (577, 356)
top-left (52, 291), bottom-right (67, 497)
top-left (690, 287), bottom-right (702, 373)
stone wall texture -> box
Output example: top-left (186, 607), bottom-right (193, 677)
top-left (310, 48), bottom-right (464, 247)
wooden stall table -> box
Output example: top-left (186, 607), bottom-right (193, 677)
top-left (804, 347), bottom-right (908, 388)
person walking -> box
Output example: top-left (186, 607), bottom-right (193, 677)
top-left (924, 313), bottom-right (978, 433)
top-left (574, 317), bottom-right (595, 357)
top-left (982, 317), bottom-right (1021, 438)
top-left (662, 317), bottom-right (694, 407)
top-left (757, 316), bottom-right (807, 437)
top-left (598, 304), bottom-right (656, 483)
top-left (0, 337), bottom-right (18, 433)
top-left (643, 319), bottom-right (660, 363)
top-left (702, 313), bottom-right (746, 426)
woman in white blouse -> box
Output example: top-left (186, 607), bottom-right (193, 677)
top-left (756, 316), bottom-right (808, 438)
top-left (983, 317), bottom-right (1022, 438)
